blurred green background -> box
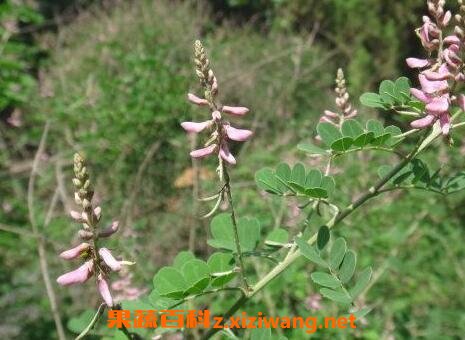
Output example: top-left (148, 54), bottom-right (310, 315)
top-left (1, 0), bottom-right (464, 339)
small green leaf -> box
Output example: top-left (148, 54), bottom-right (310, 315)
top-left (305, 169), bottom-right (322, 188)
top-left (339, 250), bottom-right (357, 283)
top-left (360, 93), bottom-right (385, 108)
top-left (395, 77), bottom-right (411, 103)
top-left (331, 137), bottom-right (354, 152)
top-left (320, 288), bottom-right (352, 304)
top-left (311, 272), bottom-right (341, 288)
top-left (320, 176), bottom-right (336, 197)
top-left (330, 237), bottom-right (347, 269)
top-left (153, 267), bottom-right (187, 299)
top-left (366, 120), bottom-right (384, 137)
top-left (291, 163), bottom-right (306, 186)
top-left (446, 171), bottom-right (465, 193)
top-left (297, 143), bottom-right (328, 155)
top-left (295, 237), bottom-right (327, 267)
top-left (265, 228), bottom-right (289, 247)
top-left (341, 120), bottom-right (364, 138)
top-left (182, 259), bottom-right (210, 294)
top-left (317, 122), bottom-right (342, 146)
top-left (255, 168), bottom-right (281, 195)
top-left (379, 80), bottom-right (396, 105)
top-left (352, 132), bottom-right (375, 147)
top-left (350, 267), bottom-right (373, 298)
top-left (275, 163), bottom-right (291, 182)
top-left (207, 253), bottom-right (235, 287)
top-left (317, 226), bottom-right (330, 250)
top-left (173, 251), bottom-right (195, 270)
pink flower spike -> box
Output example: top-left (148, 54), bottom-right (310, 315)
top-left (426, 96), bottom-right (449, 114)
top-left (439, 114), bottom-right (451, 135)
top-left (411, 115), bottom-right (435, 129)
top-left (222, 106), bottom-right (249, 116)
top-left (406, 58), bottom-right (429, 68)
top-left (187, 93), bottom-right (208, 106)
top-left (225, 125), bottom-right (253, 141)
top-left (444, 35), bottom-right (460, 45)
top-left (219, 144), bottom-right (236, 165)
top-left (458, 95), bottom-right (465, 111)
top-left (98, 221), bottom-right (119, 238)
top-left (97, 274), bottom-right (113, 307)
top-left (410, 88), bottom-right (430, 103)
top-left (56, 261), bottom-right (93, 286)
top-left (59, 243), bottom-right (90, 260)
top-left (99, 248), bottom-right (122, 272)
top-left (419, 74), bottom-right (448, 94)
top-left (181, 121), bottom-right (211, 133)
top-left (190, 144), bottom-right (217, 158)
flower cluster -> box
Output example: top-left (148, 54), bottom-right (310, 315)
top-left (56, 153), bottom-right (132, 307)
top-left (181, 40), bottom-right (252, 167)
top-left (406, 0), bottom-right (465, 134)
top-left (319, 68), bottom-right (357, 128)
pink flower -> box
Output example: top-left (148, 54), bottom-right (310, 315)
top-left (181, 121), bottom-right (212, 133)
top-left (69, 210), bottom-right (82, 221)
top-left (419, 74), bottom-right (448, 94)
top-left (190, 144), bottom-right (217, 158)
top-left (423, 64), bottom-right (450, 81)
top-left (406, 58), bottom-right (430, 68)
top-left (444, 35), bottom-right (460, 45)
top-left (187, 93), bottom-right (208, 106)
top-left (59, 243), bottom-right (90, 260)
top-left (221, 106), bottom-right (249, 116)
top-left (57, 261), bottom-right (93, 286)
top-left (425, 95), bottom-right (449, 114)
top-left (439, 113), bottom-right (451, 134)
top-left (97, 274), bottom-right (113, 307)
top-left (224, 125), bottom-right (253, 141)
top-left (411, 114), bottom-right (435, 129)
top-left (99, 248), bottom-right (122, 272)
top-left (98, 221), bottom-right (119, 238)
top-left (219, 143), bottom-right (236, 165)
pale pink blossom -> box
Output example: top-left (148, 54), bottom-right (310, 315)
top-left (181, 121), bottom-right (212, 133)
top-left (187, 93), bottom-right (209, 106)
top-left (406, 58), bottom-right (430, 68)
top-left (411, 114), bottom-right (435, 128)
top-left (59, 243), bottom-right (90, 260)
top-left (99, 248), bottom-right (122, 272)
top-left (57, 261), bottom-right (93, 286)
top-left (97, 274), bottom-right (113, 307)
top-left (190, 144), bottom-right (217, 158)
top-left (224, 125), bottom-right (253, 141)
top-left (219, 144), bottom-right (236, 165)
top-left (221, 106), bottom-right (250, 116)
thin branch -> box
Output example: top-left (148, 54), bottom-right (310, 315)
top-left (75, 303), bottom-right (106, 340)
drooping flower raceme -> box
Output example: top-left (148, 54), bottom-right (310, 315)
top-left (406, 0), bottom-right (465, 135)
top-left (181, 40), bottom-right (252, 168)
top-left (56, 153), bottom-right (133, 307)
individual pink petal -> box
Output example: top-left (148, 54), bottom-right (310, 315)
top-left (410, 115), bottom-right (435, 129)
top-left (98, 221), bottom-right (119, 238)
top-left (222, 106), bottom-right (249, 116)
top-left (444, 49), bottom-right (461, 69)
top-left (70, 210), bottom-right (83, 222)
top-left (439, 113), bottom-right (451, 135)
top-left (442, 11), bottom-right (452, 26)
top-left (219, 144), bottom-right (236, 165)
top-left (426, 96), bottom-right (449, 114)
top-left (59, 243), bottom-right (90, 260)
top-left (444, 35), bottom-right (460, 45)
top-left (99, 248), bottom-right (122, 272)
top-left (56, 261), bottom-right (93, 286)
top-left (187, 93), bottom-right (208, 106)
top-left (419, 74), bottom-right (448, 94)
top-left (410, 88), bottom-right (431, 103)
top-left (181, 121), bottom-right (211, 133)
top-left (224, 125), bottom-right (253, 142)
top-left (323, 110), bottom-right (339, 118)
top-left (97, 274), bottom-right (113, 307)
top-left (406, 58), bottom-right (429, 68)
top-left (190, 144), bottom-right (217, 158)
top-left (458, 94), bottom-right (465, 111)
top-left (423, 64), bottom-right (450, 80)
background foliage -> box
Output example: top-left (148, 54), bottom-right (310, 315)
top-left (1, 0), bottom-right (464, 339)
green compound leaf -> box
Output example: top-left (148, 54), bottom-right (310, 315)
top-left (317, 225), bottom-right (330, 250)
top-left (330, 237), bottom-right (347, 270)
top-left (331, 137), bottom-right (354, 152)
top-left (295, 237), bottom-right (327, 267)
top-left (153, 267), bottom-right (187, 299)
top-left (360, 92), bottom-right (386, 109)
top-left (341, 120), bottom-right (364, 138)
top-left (255, 167), bottom-right (283, 195)
top-left (339, 250), bottom-right (357, 283)
top-left (173, 251), bottom-right (196, 270)
top-left (311, 272), bottom-right (341, 289)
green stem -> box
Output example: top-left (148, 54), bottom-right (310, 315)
top-left (223, 167), bottom-right (250, 291)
